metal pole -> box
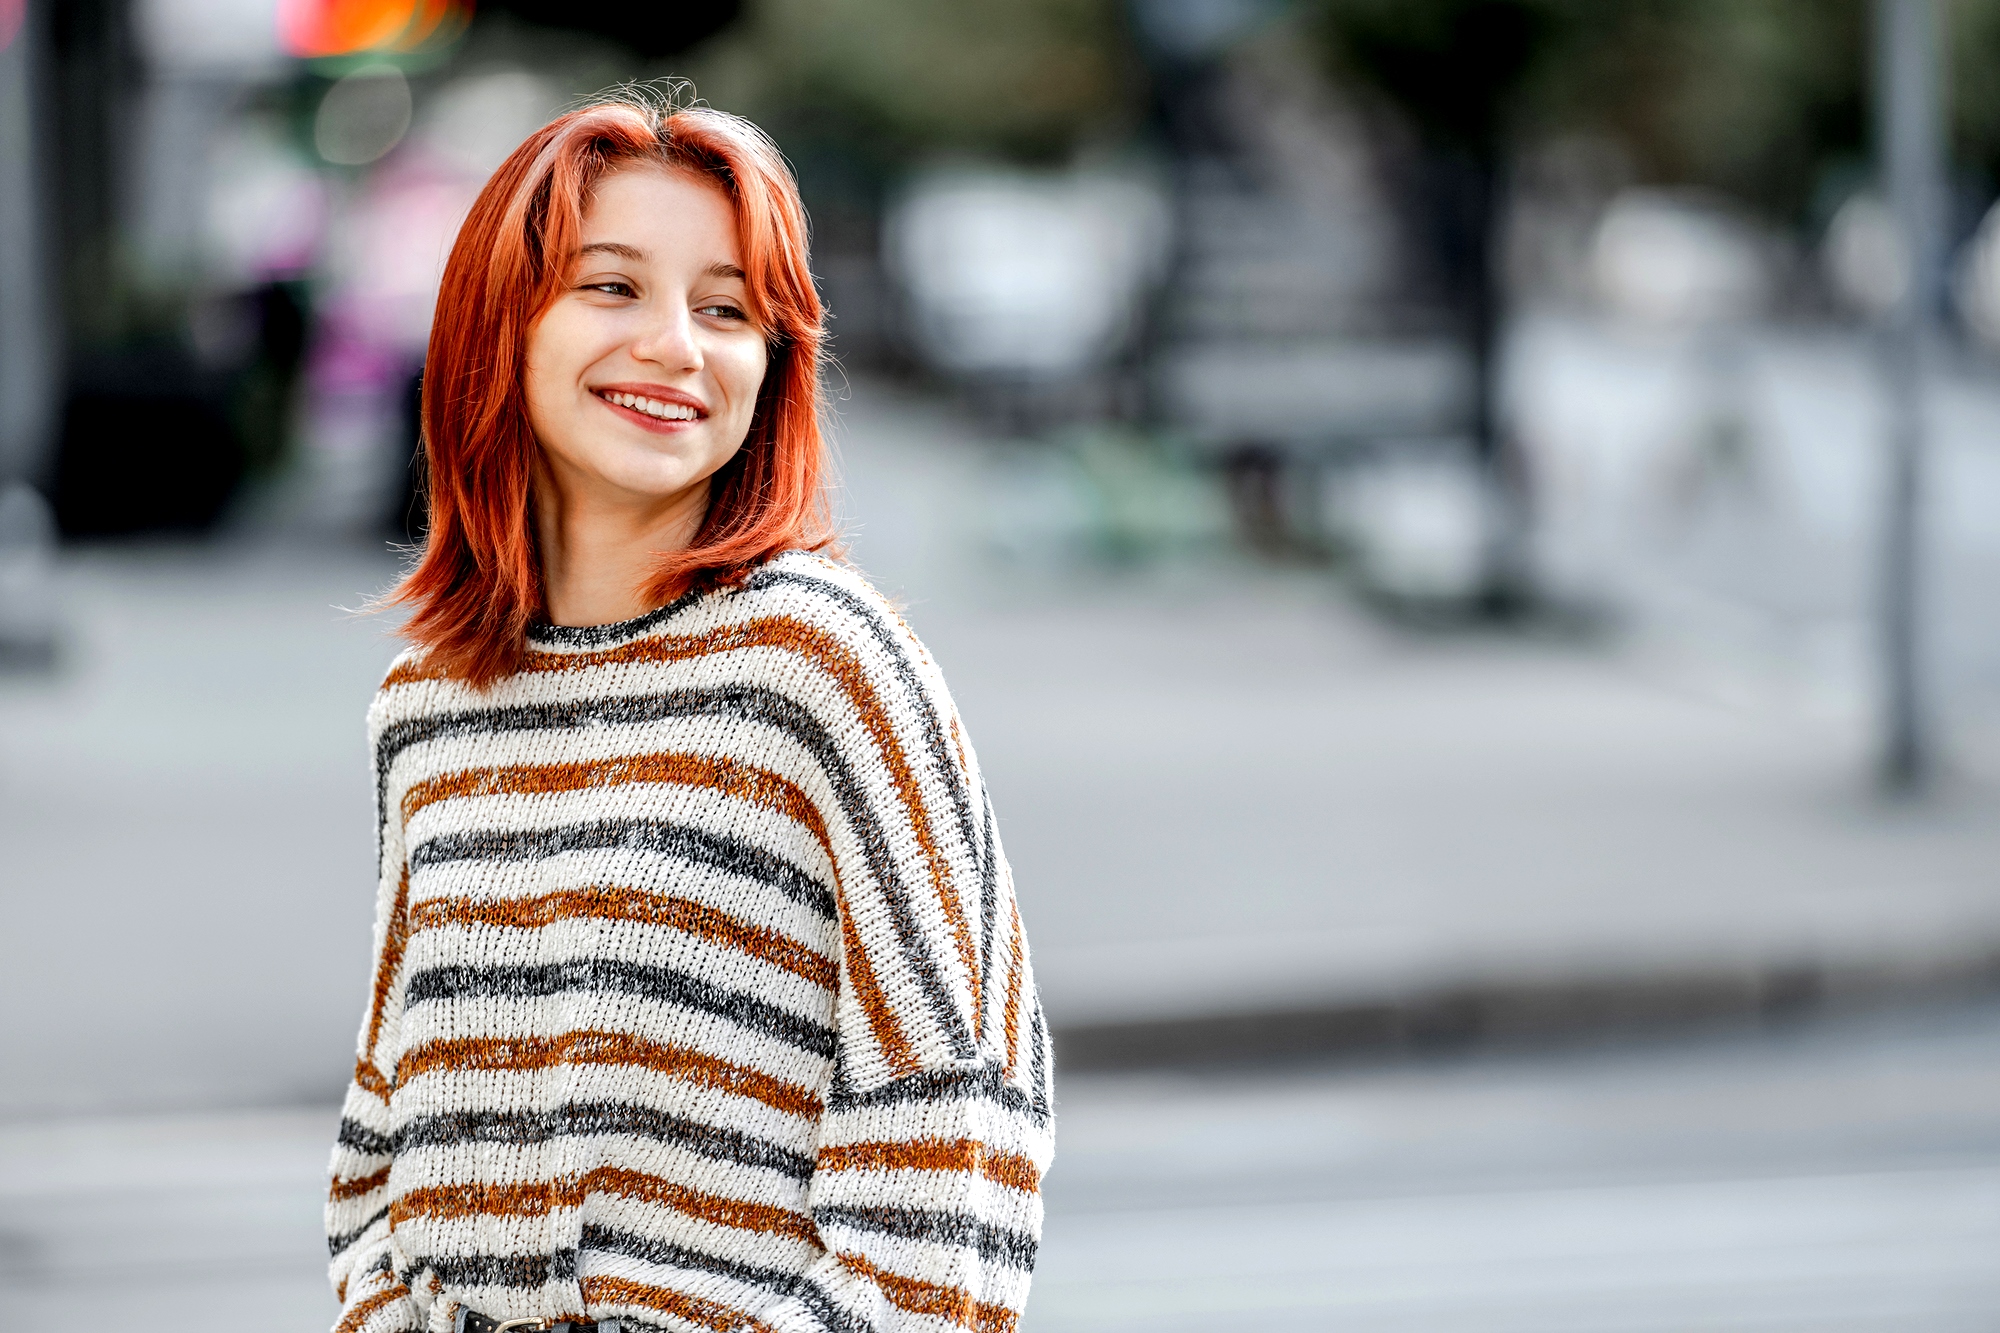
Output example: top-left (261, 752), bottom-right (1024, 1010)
top-left (1877, 0), bottom-right (1944, 792)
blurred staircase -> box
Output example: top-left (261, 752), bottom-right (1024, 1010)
top-left (1146, 36), bottom-right (1474, 463)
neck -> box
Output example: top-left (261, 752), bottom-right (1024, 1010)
top-left (535, 471), bottom-right (710, 628)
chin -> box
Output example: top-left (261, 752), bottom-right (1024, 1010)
top-left (600, 450), bottom-right (722, 499)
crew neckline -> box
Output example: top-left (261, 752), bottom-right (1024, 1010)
top-left (525, 580), bottom-right (712, 648)
top-left (523, 550), bottom-right (815, 648)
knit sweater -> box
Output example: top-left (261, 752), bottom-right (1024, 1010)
top-left (326, 551), bottom-right (1054, 1333)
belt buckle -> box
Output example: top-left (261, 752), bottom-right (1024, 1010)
top-left (492, 1318), bottom-right (617, 1333)
top-left (456, 1310), bottom-right (617, 1333)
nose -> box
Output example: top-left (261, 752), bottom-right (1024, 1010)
top-left (629, 297), bottom-right (702, 373)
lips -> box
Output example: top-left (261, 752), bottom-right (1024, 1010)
top-left (594, 388), bottom-right (705, 422)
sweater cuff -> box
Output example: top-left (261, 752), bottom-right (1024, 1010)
top-left (335, 1264), bottom-right (424, 1333)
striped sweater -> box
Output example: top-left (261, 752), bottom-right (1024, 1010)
top-left (326, 551), bottom-right (1054, 1333)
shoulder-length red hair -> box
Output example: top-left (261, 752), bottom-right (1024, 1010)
top-left (386, 89), bottom-right (834, 686)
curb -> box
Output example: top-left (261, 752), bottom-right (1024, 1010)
top-left (1050, 946), bottom-right (2000, 1070)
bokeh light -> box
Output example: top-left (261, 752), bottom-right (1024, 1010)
top-left (313, 63), bottom-right (413, 164)
top-left (279, 0), bottom-right (470, 59)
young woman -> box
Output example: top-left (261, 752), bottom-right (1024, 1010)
top-left (325, 92), bottom-right (1053, 1333)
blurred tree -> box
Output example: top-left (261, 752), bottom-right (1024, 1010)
top-left (1313, 0), bottom-right (1870, 232)
top-left (480, 0), bottom-right (743, 60)
top-left (1310, 0), bottom-right (1870, 604)
top-left (1309, 0), bottom-right (1561, 607)
top-left (1532, 0), bottom-right (1866, 221)
top-left (694, 0), bottom-right (1140, 165)
top-left (1950, 0), bottom-right (2000, 190)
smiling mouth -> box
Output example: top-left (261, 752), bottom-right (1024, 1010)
top-left (595, 390), bottom-right (704, 422)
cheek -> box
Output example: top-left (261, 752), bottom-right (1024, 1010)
top-left (525, 307), bottom-right (609, 408)
top-left (521, 316), bottom-right (572, 419)
top-left (720, 340), bottom-right (771, 418)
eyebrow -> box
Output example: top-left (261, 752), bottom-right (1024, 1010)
top-left (577, 241), bottom-right (647, 261)
top-left (574, 243), bottom-right (746, 284)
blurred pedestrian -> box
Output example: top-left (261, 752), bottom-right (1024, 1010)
top-left (324, 89), bottom-right (1052, 1333)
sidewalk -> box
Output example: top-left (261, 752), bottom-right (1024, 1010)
top-left (926, 582), bottom-right (2000, 1061)
top-left (835, 380), bottom-right (2000, 1063)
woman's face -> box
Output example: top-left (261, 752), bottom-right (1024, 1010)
top-left (523, 164), bottom-right (768, 518)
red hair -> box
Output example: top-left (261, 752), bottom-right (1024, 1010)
top-left (386, 89), bottom-right (834, 686)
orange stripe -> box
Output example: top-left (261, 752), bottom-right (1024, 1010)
top-left (831, 871), bottom-right (913, 1071)
top-left (949, 714), bottom-right (973, 783)
top-left (385, 645), bottom-right (458, 687)
top-left (335, 1284), bottom-right (411, 1333)
top-left (835, 1253), bottom-right (1017, 1333)
top-left (364, 868), bottom-right (412, 1062)
top-left (410, 885), bottom-right (837, 991)
top-left (353, 1055), bottom-right (393, 1104)
top-left (582, 1275), bottom-right (778, 1333)
top-left (1001, 896), bottom-right (1024, 1080)
top-left (390, 1165), bottom-right (817, 1242)
top-left (387, 612), bottom-right (980, 1062)
top-left (590, 1165), bottom-right (820, 1242)
top-left (329, 1165), bottom-right (391, 1202)
top-left (402, 752), bottom-right (832, 864)
top-left (394, 1030), bottom-right (822, 1120)
top-left (817, 1138), bottom-right (1039, 1194)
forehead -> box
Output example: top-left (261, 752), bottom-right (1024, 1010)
top-left (580, 164), bottom-right (740, 257)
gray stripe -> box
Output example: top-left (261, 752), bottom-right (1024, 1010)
top-left (420, 1248), bottom-right (577, 1288)
top-left (411, 814), bottom-right (835, 919)
top-left (337, 1117), bottom-right (394, 1158)
top-left (1030, 996), bottom-right (1053, 1118)
top-left (395, 1100), bottom-right (814, 1179)
top-left (824, 1062), bottom-right (1047, 1125)
top-left (976, 784), bottom-right (1001, 1044)
top-left (406, 958), bottom-right (835, 1057)
top-left (327, 1204), bottom-right (390, 1259)
top-left (812, 1203), bottom-right (1038, 1270)
top-left (582, 1222), bottom-right (874, 1333)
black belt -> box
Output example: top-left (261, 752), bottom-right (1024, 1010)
top-left (454, 1309), bottom-right (622, 1333)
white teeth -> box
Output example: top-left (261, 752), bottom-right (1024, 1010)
top-left (605, 392), bottom-right (697, 421)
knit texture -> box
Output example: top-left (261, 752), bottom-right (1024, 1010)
top-left (326, 552), bottom-right (1053, 1333)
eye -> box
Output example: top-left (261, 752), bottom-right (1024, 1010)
top-left (696, 302), bottom-right (748, 321)
top-left (583, 280), bottom-right (636, 298)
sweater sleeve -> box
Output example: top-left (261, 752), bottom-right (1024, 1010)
top-left (759, 595), bottom-right (1056, 1333)
top-left (326, 688), bottom-right (424, 1333)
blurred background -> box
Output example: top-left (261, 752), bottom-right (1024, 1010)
top-left (5, 0), bottom-right (2000, 1328)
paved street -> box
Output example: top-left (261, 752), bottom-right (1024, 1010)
top-left (1032, 1001), bottom-right (2000, 1332)
top-left (5, 1001), bottom-right (1996, 1330)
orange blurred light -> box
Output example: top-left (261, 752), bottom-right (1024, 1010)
top-left (279, 0), bottom-right (471, 58)
top-left (399, 0), bottom-right (459, 48)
